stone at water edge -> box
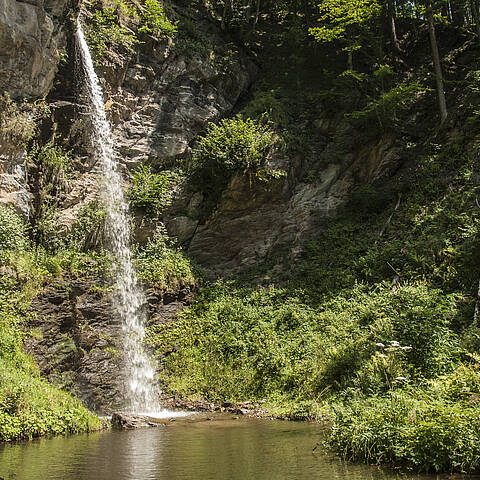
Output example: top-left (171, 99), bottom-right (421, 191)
top-left (111, 412), bottom-right (167, 430)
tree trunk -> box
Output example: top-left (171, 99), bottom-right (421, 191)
top-left (471, 0), bottom-right (480, 42)
top-left (387, 0), bottom-right (401, 51)
top-left (427, 5), bottom-right (448, 124)
top-left (347, 49), bottom-right (353, 70)
top-left (474, 278), bottom-right (480, 325)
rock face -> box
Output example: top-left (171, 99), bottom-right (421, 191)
top-left (26, 277), bottom-right (191, 413)
top-left (26, 278), bottom-right (123, 412)
top-left (184, 132), bottom-right (401, 278)
top-left (0, 0), bottom-right (78, 217)
top-left (108, 47), bottom-right (256, 167)
top-left (0, 0), bottom-right (76, 99)
top-left (0, 148), bottom-right (31, 217)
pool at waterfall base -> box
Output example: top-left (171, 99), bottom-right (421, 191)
top-left (0, 416), bottom-right (443, 480)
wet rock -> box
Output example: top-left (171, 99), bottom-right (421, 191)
top-left (27, 276), bottom-right (194, 413)
top-left (111, 412), bottom-right (164, 430)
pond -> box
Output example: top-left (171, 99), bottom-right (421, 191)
top-left (0, 415), bottom-right (438, 480)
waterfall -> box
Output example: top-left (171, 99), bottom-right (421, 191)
top-left (75, 19), bottom-right (158, 414)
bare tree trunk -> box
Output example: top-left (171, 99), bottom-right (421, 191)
top-left (347, 49), bottom-right (353, 70)
top-left (388, 0), bottom-right (401, 51)
top-left (474, 278), bottom-right (480, 325)
top-left (471, 0), bottom-right (480, 42)
top-left (427, 4), bottom-right (448, 124)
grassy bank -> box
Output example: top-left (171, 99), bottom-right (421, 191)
top-left (0, 206), bottom-right (102, 441)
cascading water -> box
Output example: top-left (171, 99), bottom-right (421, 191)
top-left (75, 19), bottom-right (158, 414)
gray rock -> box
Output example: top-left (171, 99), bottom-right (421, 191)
top-left (0, 0), bottom-right (75, 99)
top-left (111, 412), bottom-right (165, 430)
top-left (167, 216), bottom-right (198, 245)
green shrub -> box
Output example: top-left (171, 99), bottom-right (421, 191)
top-left (135, 226), bottom-right (198, 291)
top-left (139, 0), bottom-right (178, 38)
top-left (84, 3), bottom-right (138, 57)
top-left (189, 116), bottom-right (277, 208)
top-left (191, 116), bottom-right (275, 178)
top-left (329, 368), bottom-right (480, 473)
top-left (0, 205), bottom-right (27, 252)
top-left (68, 201), bottom-right (106, 251)
top-left (128, 165), bottom-right (172, 217)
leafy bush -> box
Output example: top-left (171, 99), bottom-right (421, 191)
top-left (329, 367), bottom-right (480, 473)
top-left (139, 0), bottom-right (178, 38)
top-left (135, 226), bottom-right (198, 291)
top-left (0, 205), bottom-right (27, 252)
top-left (191, 116), bottom-right (275, 178)
top-left (189, 116), bottom-right (276, 208)
top-left (128, 165), bottom-right (172, 217)
top-left (84, 3), bottom-right (138, 57)
top-left (68, 201), bottom-right (106, 251)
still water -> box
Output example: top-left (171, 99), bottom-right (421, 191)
top-left (0, 416), bottom-right (440, 480)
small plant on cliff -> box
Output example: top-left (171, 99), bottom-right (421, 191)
top-left (134, 226), bottom-right (198, 291)
top-left (84, 2), bottom-right (137, 57)
top-left (68, 201), bottom-right (106, 251)
top-left (31, 137), bottom-right (74, 198)
top-left (139, 0), bottom-right (178, 38)
top-left (188, 116), bottom-right (277, 211)
top-left (0, 205), bottom-right (27, 253)
top-left (0, 94), bottom-right (44, 151)
top-left (128, 165), bottom-right (173, 217)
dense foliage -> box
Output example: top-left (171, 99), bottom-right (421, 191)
top-left (83, 0), bottom-right (177, 58)
top-left (128, 165), bottom-right (172, 217)
top-left (135, 227), bottom-right (198, 291)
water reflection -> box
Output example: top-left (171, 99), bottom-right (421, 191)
top-left (0, 417), bottom-right (443, 480)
